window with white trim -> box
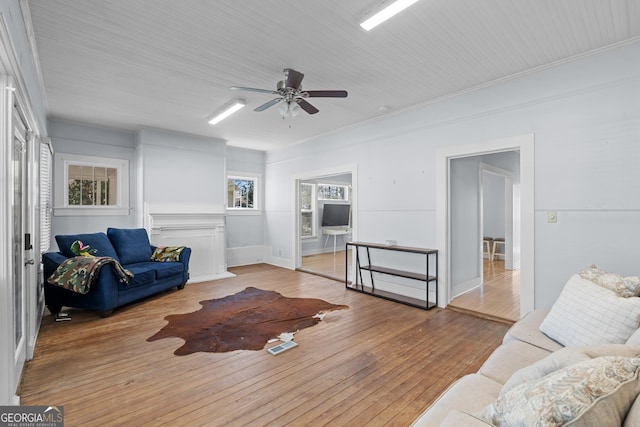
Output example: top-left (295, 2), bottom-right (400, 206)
top-left (317, 184), bottom-right (349, 201)
top-left (54, 153), bottom-right (129, 216)
top-left (226, 172), bottom-right (260, 212)
top-left (300, 183), bottom-right (316, 238)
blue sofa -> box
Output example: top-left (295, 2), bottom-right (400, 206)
top-left (43, 228), bottom-right (191, 317)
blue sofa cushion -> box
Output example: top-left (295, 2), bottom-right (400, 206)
top-left (56, 232), bottom-right (120, 260)
top-left (107, 228), bottom-right (153, 265)
top-left (119, 265), bottom-right (155, 290)
top-left (153, 262), bottom-right (184, 280)
top-left (128, 261), bottom-right (185, 280)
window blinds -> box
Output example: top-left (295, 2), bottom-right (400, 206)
top-left (39, 139), bottom-right (52, 252)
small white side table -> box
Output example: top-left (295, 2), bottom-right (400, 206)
top-left (322, 228), bottom-right (352, 255)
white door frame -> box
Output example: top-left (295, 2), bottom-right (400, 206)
top-left (291, 164), bottom-right (358, 269)
top-left (436, 134), bottom-right (534, 316)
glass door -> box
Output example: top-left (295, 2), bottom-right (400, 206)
top-left (11, 106), bottom-right (27, 394)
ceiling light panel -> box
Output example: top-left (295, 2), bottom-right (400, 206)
top-left (208, 99), bottom-right (246, 125)
top-left (360, 0), bottom-right (420, 31)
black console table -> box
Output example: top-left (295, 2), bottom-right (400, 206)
top-left (345, 242), bottom-right (438, 310)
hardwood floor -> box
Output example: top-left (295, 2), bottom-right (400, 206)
top-left (20, 264), bottom-right (509, 426)
top-left (299, 250), bottom-right (349, 281)
top-left (304, 251), bottom-right (520, 323)
top-left (449, 259), bottom-right (520, 323)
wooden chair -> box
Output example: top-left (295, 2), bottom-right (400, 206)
top-left (483, 237), bottom-right (494, 260)
top-left (492, 237), bottom-right (505, 261)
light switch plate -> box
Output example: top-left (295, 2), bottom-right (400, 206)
top-left (547, 211), bottom-right (557, 223)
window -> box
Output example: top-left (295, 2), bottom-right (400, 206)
top-left (67, 164), bottom-right (117, 206)
top-left (54, 153), bottom-right (129, 216)
top-left (227, 172), bottom-right (260, 212)
top-left (39, 140), bottom-right (52, 251)
top-left (300, 183), bottom-right (316, 238)
top-left (317, 184), bottom-right (349, 201)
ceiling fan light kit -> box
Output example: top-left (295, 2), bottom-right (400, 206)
top-left (208, 98), bottom-right (246, 125)
top-left (279, 101), bottom-right (301, 117)
top-left (230, 68), bottom-right (347, 118)
top-left (360, 0), bottom-right (421, 31)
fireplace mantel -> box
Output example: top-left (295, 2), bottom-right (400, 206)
top-left (144, 203), bottom-right (234, 282)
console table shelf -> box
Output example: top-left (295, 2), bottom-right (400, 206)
top-left (346, 241), bottom-right (438, 310)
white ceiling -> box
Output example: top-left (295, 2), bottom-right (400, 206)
top-left (26, 0), bottom-right (640, 151)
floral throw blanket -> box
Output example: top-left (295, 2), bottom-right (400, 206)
top-left (47, 256), bottom-right (134, 294)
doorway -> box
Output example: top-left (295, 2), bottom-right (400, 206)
top-left (292, 165), bottom-right (357, 281)
top-left (0, 25), bottom-right (44, 405)
top-left (2, 96), bottom-right (35, 404)
top-left (448, 158), bottom-right (521, 321)
top-left (436, 134), bottom-right (534, 319)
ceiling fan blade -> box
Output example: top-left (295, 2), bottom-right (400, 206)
top-left (254, 98), bottom-right (282, 112)
top-left (305, 90), bottom-right (348, 98)
top-left (230, 86), bottom-right (277, 94)
top-left (298, 99), bottom-right (319, 115)
top-left (285, 69), bottom-right (304, 89)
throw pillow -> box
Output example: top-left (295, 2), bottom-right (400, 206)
top-left (593, 274), bottom-right (640, 298)
top-left (476, 356), bottom-right (640, 427)
top-left (578, 264), bottom-right (640, 298)
top-left (106, 228), bottom-right (153, 265)
top-left (151, 246), bottom-right (185, 262)
top-left (579, 264), bottom-right (606, 281)
top-left (539, 275), bottom-right (640, 346)
top-left (70, 240), bottom-right (97, 257)
top-left (502, 344), bottom-right (640, 394)
top-left (55, 232), bottom-right (120, 260)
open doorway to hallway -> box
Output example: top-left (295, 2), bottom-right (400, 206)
top-left (446, 150), bottom-right (521, 323)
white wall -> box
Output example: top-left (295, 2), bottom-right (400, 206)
top-left (265, 40), bottom-right (640, 310)
top-left (136, 127), bottom-right (226, 211)
top-left (49, 124), bottom-right (233, 250)
top-left (483, 172), bottom-right (506, 239)
top-left (48, 119), bottom-right (138, 249)
top-left (450, 156), bottom-right (481, 293)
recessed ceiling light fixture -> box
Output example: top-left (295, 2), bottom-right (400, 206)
top-left (208, 99), bottom-right (246, 125)
top-left (360, 0), bottom-right (420, 31)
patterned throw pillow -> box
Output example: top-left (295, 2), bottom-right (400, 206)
top-left (476, 356), bottom-right (640, 426)
top-left (578, 264), bottom-right (606, 281)
top-left (70, 240), bottom-right (97, 257)
top-left (593, 274), bottom-right (640, 298)
top-left (151, 246), bottom-right (185, 262)
top-left (579, 264), bottom-right (640, 297)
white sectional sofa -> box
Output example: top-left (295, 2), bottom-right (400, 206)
top-left (412, 271), bottom-right (640, 426)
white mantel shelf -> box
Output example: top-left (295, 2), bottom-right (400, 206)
top-left (144, 203), bottom-right (235, 283)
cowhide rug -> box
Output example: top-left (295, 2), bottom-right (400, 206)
top-left (147, 287), bottom-right (348, 355)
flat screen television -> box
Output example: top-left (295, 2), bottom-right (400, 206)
top-left (321, 204), bottom-right (350, 227)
